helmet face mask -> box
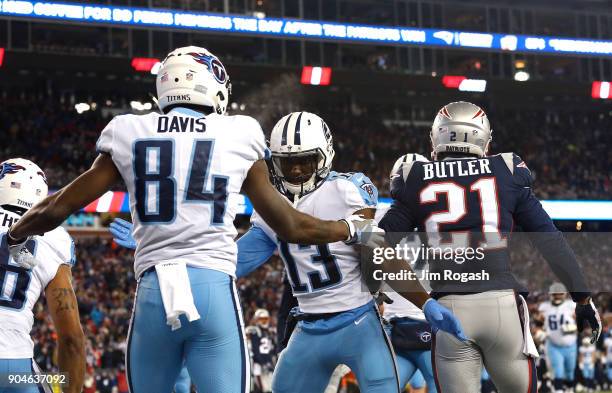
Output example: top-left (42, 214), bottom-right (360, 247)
top-left (430, 101), bottom-right (492, 160)
top-left (551, 293), bottom-right (566, 305)
top-left (272, 150), bottom-right (324, 194)
top-left (253, 308), bottom-right (270, 328)
top-left (269, 112), bottom-right (335, 198)
top-left (156, 46), bottom-right (231, 115)
top-left (549, 282), bottom-right (567, 305)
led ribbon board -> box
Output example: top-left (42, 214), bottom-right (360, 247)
top-left (1, 1), bottom-right (612, 57)
top-left (78, 191), bottom-right (612, 220)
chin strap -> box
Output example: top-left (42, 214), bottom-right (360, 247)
top-left (292, 193), bottom-right (300, 207)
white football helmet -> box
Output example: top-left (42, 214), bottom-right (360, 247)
top-left (0, 158), bottom-right (48, 212)
top-left (390, 153), bottom-right (429, 179)
top-left (269, 112), bottom-right (335, 197)
top-left (253, 308), bottom-right (270, 328)
top-left (156, 46), bottom-right (231, 115)
top-left (549, 282), bottom-right (567, 305)
top-left (430, 101), bottom-right (492, 159)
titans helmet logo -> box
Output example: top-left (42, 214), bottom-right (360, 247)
top-left (0, 162), bottom-right (26, 180)
top-left (187, 52), bottom-right (227, 84)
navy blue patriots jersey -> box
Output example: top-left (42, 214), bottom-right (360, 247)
top-left (247, 326), bottom-right (276, 369)
top-left (379, 153), bottom-right (590, 300)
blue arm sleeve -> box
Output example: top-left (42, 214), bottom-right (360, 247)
top-left (236, 226), bottom-right (278, 278)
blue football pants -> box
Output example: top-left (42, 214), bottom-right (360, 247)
top-left (272, 307), bottom-right (399, 393)
top-left (126, 267), bottom-right (249, 393)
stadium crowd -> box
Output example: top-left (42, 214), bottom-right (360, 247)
top-left (28, 235), bottom-right (612, 392)
top-left (0, 91), bottom-right (610, 200)
top-left (1, 90), bottom-right (609, 391)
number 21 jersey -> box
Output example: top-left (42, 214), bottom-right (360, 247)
top-left (380, 152), bottom-right (573, 297)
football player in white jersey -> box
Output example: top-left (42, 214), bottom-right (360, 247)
top-left (107, 112), bottom-right (466, 393)
top-left (578, 336), bottom-right (596, 392)
top-left (0, 158), bottom-right (84, 393)
top-left (4, 47), bottom-right (384, 393)
top-left (227, 112), bottom-right (465, 393)
top-left (605, 329), bottom-right (612, 386)
top-left (538, 283), bottom-right (578, 393)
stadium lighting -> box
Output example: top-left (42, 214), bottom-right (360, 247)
top-left (301, 66), bottom-right (332, 86)
top-left (514, 71), bottom-right (530, 81)
top-left (458, 79), bottom-right (487, 92)
top-left (74, 103), bottom-right (90, 114)
top-left (130, 101), bottom-right (153, 111)
top-left (131, 57), bottom-right (160, 72)
top-left (442, 75), bottom-right (487, 92)
top-left (442, 75), bottom-right (467, 88)
top-left (591, 81), bottom-right (611, 99)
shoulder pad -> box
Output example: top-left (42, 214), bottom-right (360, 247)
top-left (328, 171), bottom-right (378, 207)
top-left (390, 153), bottom-right (429, 182)
top-left (499, 152), bottom-right (533, 188)
top-left (44, 227), bottom-right (76, 267)
top-left (245, 326), bottom-right (260, 335)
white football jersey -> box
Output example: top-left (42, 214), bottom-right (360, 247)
top-left (97, 108), bottom-right (267, 278)
top-left (605, 336), bottom-right (612, 362)
top-left (383, 291), bottom-right (426, 321)
top-left (538, 300), bottom-right (577, 347)
top-left (251, 172), bottom-right (377, 314)
top-left (0, 207), bottom-right (75, 359)
top-left (579, 343), bottom-right (596, 367)
top-left (375, 204), bottom-right (426, 322)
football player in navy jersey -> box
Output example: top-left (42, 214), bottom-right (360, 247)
top-left (379, 101), bottom-right (602, 393)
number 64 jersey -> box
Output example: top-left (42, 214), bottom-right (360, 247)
top-left (96, 108), bottom-right (267, 278)
top-left (251, 172), bottom-right (378, 314)
top-left (0, 207), bottom-right (75, 359)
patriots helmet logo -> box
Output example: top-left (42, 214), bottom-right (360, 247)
top-left (187, 52), bottom-right (227, 84)
top-left (0, 162), bottom-right (26, 180)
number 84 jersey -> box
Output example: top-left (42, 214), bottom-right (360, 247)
top-left (251, 172), bottom-right (378, 314)
top-left (96, 108), bottom-right (267, 278)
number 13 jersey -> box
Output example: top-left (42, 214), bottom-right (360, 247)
top-left (251, 172), bottom-right (378, 314)
top-left (96, 108), bottom-right (267, 278)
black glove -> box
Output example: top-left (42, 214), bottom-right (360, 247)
top-left (576, 298), bottom-right (602, 344)
top-left (374, 292), bottom-right (394, 306)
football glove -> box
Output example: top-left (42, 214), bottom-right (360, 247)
top-left (576, 298), bottom-right (602, 344)
top-left (341, 215), bottom-right (386, 249)
top-left (109, 218), bottom-right (137, 250)
top-left (6, 233), bottom-right (37, 270)
top-left (423, 298), bottom-right (468, 341)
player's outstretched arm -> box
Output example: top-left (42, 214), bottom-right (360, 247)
top-left (378, 251), bottom-right (467, 341)
top-left (242, 160), bottom-right (382, 246)
top-left (8, 154), bottom-right (121, 241)
top-left (513, 163), bottom-right (601, 342)
top-left (46, 265), bottom-right (85, 393)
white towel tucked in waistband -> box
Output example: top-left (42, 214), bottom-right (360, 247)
top-left (518, 294), bottom-right (540, 358)
top-left (155, 261), bottom-right (201, 331)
